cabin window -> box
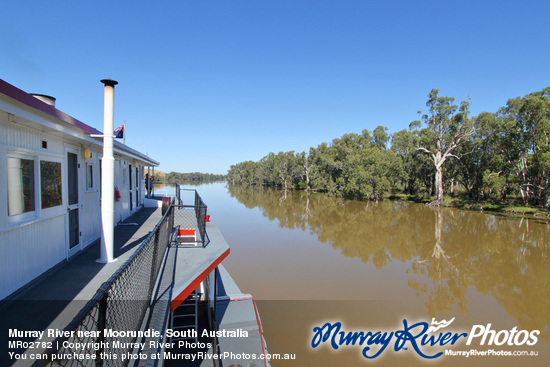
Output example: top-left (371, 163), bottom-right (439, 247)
top-left (40, 161), bottom-right (62, 209)
top-left (122, 164), bottom-right (127, 185)
top-left (86, 163), bottom-right (94, 190)
top-left (7, 157), bottom-right (36, 216)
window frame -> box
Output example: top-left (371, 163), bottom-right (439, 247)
top-left (86, 162), bottom-right (94, 191)
top-left (5, 151), bottom-right (67, 227)
top-left (6, 152), bottom-right (38, 224)
top-left (39, 158), bottom-right (63, 211)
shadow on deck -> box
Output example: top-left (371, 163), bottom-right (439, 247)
top-left (0, 207), bottom-right (161, 366)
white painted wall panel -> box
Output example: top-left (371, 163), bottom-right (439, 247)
top-left (81, 191), bottom-right (101, 247)
top-left (81, 149), bottom-right (102, 247)
top-left (1, 117), bottom-right (64, 155)
top-left (0, 214), bottom-right (66, 299)
top-left (4, 122), bottom-right (41, 151)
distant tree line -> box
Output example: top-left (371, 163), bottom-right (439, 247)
top-left (227, 87), bottom-right (550, 208)
top-left (158, 172), bottom-right (226, 184)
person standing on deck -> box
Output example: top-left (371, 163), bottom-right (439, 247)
top-left (145, 173), bottom-right (154, 198)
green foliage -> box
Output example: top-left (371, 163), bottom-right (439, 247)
top-left (414, 89), bottom-right (475, 203)
top-left (482, 170), bottom-right (507, 199)
top-left (228, 129), bottom-right (403, 200)
top-left (227, 86), bottom-right (550, 208)
top-left (160, 171), bottom-right (226, 184)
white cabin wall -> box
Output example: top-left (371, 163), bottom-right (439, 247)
top-left (122, 160), bottom-right (130, 218)
top-left (129, 162), bottom-right (139, 214)
top-left (115, 158), bottom-right (138, 223)
top-left (1, 116), bottom-right (41, 151)
top-left (0, 111), bottom-right (10, 230)
top-left (80, 147), bottom-right (101, 248)
top-left (1, 114), bottom-right (63, 156)
top-left (139, 165), bottom-right (145, 204)
top-left (135, 164), bottom-right (142, 209)
top-left (0, 215), bottom-right (65, 300)
top-left (114, 159), bottom-right (122, 224)
top-left (107, 158), bottom-right (145, 226)
top-left (0, 112), bottom-right (67, 299)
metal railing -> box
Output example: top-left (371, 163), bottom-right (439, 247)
top-left (211, 307), bottom-right (223, 367)
top-left (173, 185), bottom-right (209, 247)
top-left (32, 199), bottom-right (175, 367)
top-left (211, 267), bottom-right (222, 367)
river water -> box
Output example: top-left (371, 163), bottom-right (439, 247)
top-left (161, 182), bottom-right (550, 366)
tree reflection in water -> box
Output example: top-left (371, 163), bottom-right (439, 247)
top-left (227, 185), bottom-right (550, 341)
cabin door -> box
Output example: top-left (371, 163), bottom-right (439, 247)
top-left (67, 151), bottom-right (81, 258)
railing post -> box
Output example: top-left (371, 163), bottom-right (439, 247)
top-left (202, 206), bottom-right (207, 247)
top-left (96, 292), bottom-right (108, 367)
top-left (170, 202), bottom-right (175, 235)
top-left (149, 230), bottom-right (160, 303)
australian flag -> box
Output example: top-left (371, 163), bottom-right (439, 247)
top-left (114, 125), bottom-right (124, 139)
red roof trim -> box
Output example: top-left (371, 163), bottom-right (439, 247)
top-left (0, 78), bottom-right (102, 135)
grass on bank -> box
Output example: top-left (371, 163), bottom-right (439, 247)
top-left (388, 193), bottom-right (550, 217)
top-left (263, 181), bottom-right (550, 218)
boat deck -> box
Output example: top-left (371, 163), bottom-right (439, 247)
top-left (1, 199), bottom-right (267, 367)
top-left (0, 207), bottom-right (162, 366)
top-left (133, 218), bottom-right (231, 367)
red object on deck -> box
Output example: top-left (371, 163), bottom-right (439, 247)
top-left (178, 229), bottom-right (196, 236)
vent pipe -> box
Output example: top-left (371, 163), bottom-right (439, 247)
top-left (98, 79), bottom-right (118, 264)
top-left (30, 93), bottom-right (56, 107)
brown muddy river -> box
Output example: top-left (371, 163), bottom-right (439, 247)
top-left (179, 183), bottom-right (550, 366)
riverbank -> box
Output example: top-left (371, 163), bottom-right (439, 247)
top-left (388, 193), bottom-right (550, 218)
top-left (230, 183), bottom-right (550, 219)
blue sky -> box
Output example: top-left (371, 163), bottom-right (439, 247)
top-left (1, 0), bottom-right (549, 174)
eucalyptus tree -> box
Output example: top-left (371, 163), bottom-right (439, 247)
top-left (414, 89), bottom-right (475, 205)
top-left (324, 129), bottom-right (403, 200)
top-left (483, 88), bottom-right (550, 206)
top-left (309, 132), bottom-right (371, 195)
top-left (298, 148), bottom-right (317, 192)
top-left (514, 87), bottom-right (550, 207)
top-left (391, 128), bottom-right (424, 194)
top-left (327, 130), bottom-right (371, 196)
top-left (372, 125), bottom-right (390, 150)
top-left (259, 153), bottom-right (276, 186)
top-left (270, 151), bottom-right (300, 190)
top-left (227, 160), bottom-right (260, 186)
top-left (446, 112), bottom-right (496, 200)
top-left (308, 142), bottom-right (337, 193)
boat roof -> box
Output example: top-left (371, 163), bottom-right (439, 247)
top-left (0, 78), bottom-right (159, 166)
